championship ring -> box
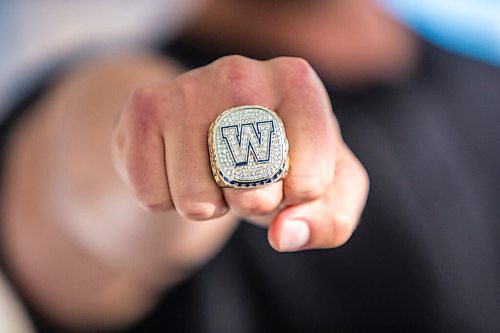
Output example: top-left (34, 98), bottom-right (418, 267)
top-left (208, 105), bottom-right (289, 188)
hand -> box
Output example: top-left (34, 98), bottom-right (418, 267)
top-left (112, 55), bottom-right (369, 252)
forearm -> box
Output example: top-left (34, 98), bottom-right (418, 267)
top-left (1, 54), bottom-right (237, 330)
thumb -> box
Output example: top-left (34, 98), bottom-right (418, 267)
top-left (268, 145), bottom-right (369, 252)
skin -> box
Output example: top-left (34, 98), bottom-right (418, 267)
top-left (184, 0), bottom-right (420, 86)
top-left (1, 0), bottom-right (416, 330)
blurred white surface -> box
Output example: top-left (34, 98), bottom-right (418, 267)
top-left (0, 0), bottom-right (202, 117)
top-left (0, 270), bottom-right (34, 333)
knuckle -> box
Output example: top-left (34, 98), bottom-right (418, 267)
top-left (285, 176), bottom-right (325, 203)
top-left (277, 57), bottom-right (317, 90)
top-left (128, 84), bottom-right (158, 115)
top-left (214, 55), bottom-right (259, 105)
top-left (216, 55), bottom-right (253, 75)
top-left (176, 192), bottom-right (226, 221)
top-left (232, 194), bottom-right (279, 215)
top-left (282, 56), bottom-right (314, 75)
top-left (175, 71), bottom-right (203, 103)
top-left (178, 202), bottom-right (223, 221)
top-left (140, 200), bottom-right (173, 213)
top-left (216, 55), bottom-right (254, 83)
top-left (331, 212), bottom-right (356, 247)
top-left (126, 84), bottom-right (164, 127)
top-left (134, 192), bottom-right (173, 213)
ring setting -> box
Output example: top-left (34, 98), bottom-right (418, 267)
top-left (208, 105), bottom-right (289, 188)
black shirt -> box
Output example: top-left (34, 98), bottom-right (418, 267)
top-left (2, 40), bottom-right (500, 332)
top-left (125, 40), bottom-right (500, 332)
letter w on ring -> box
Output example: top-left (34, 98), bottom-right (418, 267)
top-left (221, 121), bottom-right (275, 166)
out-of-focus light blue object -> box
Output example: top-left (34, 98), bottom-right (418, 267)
top-left (379, 0), bottom-right (500, 66)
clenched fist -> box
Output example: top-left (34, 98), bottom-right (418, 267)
top-left (112, 55), bottom-right (369, 252)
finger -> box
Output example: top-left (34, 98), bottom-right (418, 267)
top-left (223, 181), bottom-right (283, 216)
top-left (268, 57), bottom-right (339, 205)
top-left (161, 83), bottom-right (229, 221)
top-left (210, 55), bottom-right (277, 110)
top-left (267, 144), bottom-right (369, 252)
top-left (209, 55), bottom-right (284, 216)
top-left (112, 86), bottom-right (173, 212)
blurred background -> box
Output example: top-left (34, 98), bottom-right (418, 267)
top-left (1, 0), bottom-right (500, 119)
top-left (379, 0), bottom-right (500, 66)
top-left (0, 0), bottom-right (203, 120)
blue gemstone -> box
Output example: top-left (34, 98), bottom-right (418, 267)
top-left (223, 177), bottom-right (229, 182)
top-left (266, 179), bottom-right (272, 183)
top-left (245, 183), bottom-right (250, 187)
top-left (251, 183), bottom-right (257, 187)
top-left (230, 181), bottom-right (236, 185)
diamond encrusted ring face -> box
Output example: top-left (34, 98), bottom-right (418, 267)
top-left (208, 105), bottom-right (289, 188)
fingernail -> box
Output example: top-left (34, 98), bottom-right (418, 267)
top-left (279, 219), bottom-right (310, 252)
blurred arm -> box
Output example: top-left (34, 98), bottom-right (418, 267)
top-left (1, 54), bottom-right (237, 330)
